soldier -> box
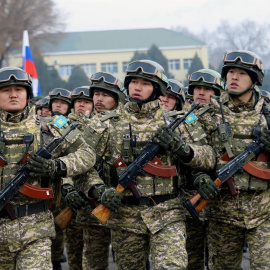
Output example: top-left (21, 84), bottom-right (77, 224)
top-left (184, 69), bottom-right (223, 270)
top-left (40, 96), bottom-right (52, 117)
top-left (158, 79), bottom-right (185, 111)
top-left (63, 86), bottom-right (92, 270)
top-left (77, 74), bottom-right (126, 270)
top-left (48, 88), bottom-right (72, 270)
top-left (35, 98), bottom-right (42, 115)
top-left (88, 60), bottom-right (216, 270)
top-left (195, 50), bottom-right (270, 269)
top-left (0, 67), bottom-right (96, 269)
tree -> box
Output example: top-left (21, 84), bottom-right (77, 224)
top-left (130, 51), bottom-right (148, 62)
top-left (66, 66), bottom-right (90, 91)
top-left (0, 0), bottom-right (65, 67)
top-left (187, 53), bottom-right (204, 75)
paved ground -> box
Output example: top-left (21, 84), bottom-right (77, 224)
top-left (62, 247), bottom-right (250, 269)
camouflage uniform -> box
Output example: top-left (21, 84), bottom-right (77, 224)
top-left (199, 91), bottom-right (270, 270)
top-left (0, 104), bottom-right (96, 270)
top-left (97, 99), bottom-right (216, 270)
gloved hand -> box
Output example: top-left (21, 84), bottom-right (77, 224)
top-left (61, 184), bottom-right (86, 211)
top-left (26, 155), bottom-right (67, 178)
top-left (260, 127), bottom-right (270, 154)
top-left (192, 171), bottom-right (219, 199)
top-left (89, 185), bottom-right (123, 212)
top-left (153, 125), bottom-right (191, 158)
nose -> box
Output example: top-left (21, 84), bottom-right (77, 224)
top-left (135, 82), bottom-right (142, 91)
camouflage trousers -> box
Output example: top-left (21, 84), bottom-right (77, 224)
top-left (111, 220), bottom-right (187, 270)
top-left (0, 237), bottom-right (52, 270)
top-left (64, 216), bottom-right (84, 270)
top-left (83, 225), bottom-right (111, 270)
top-left (207, 219), bottom-right (270, 270)
top-left (186, 217), bottom-right (207, 270)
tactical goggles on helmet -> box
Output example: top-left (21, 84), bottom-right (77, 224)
top-left (167, 81), bottom-right (184, 95)
top-left (90, 72), bottom-right (122, 88)
top-left (49, 88), bottom-right (71, 98)
top-left (188, 71), bottom-right (222, 86)
top-left (126, 61), bottom-right (168, 83)
top-left (72, 87), bottom-right (90, 97)
top-left (223, 51), bottom-right (263, 70)
top-left (0, 69), bottom-right (32, 83)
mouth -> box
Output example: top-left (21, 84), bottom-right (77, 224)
top-left (132, 94), bottom-right (142, 99)
top-left (95, 103), bottom-right (104, 108)
top-left (230, 83), bottom-right (238, 88)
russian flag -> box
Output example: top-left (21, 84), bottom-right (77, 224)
top-left (22, 30), bottom-right (41, 97)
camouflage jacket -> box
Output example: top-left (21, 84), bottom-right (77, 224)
top-left (99, 100), bottom-right (215, 234)
top-left (199, 91), bottom-right (270, 228)
top-left (0, 105), bottom-right (96, 251)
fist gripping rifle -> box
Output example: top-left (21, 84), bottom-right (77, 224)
top-left (0, 122), bottom-right (80, 216)
top-left (92, 102), bottom-right (200, 224)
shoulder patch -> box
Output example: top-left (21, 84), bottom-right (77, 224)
top-left (54, 115), bottom-right (68, 128)
top-left (185, 112), bottom-right (197, 124)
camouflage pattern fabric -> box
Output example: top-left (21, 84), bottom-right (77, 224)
top-left (0, 105), bottom-right (96, 269)
top-left (94, 100), bottom-right (215, 269)
top-left (82, 225), bottom-right (111, 270)
top-left (198, 91), bottom-right (270, 269)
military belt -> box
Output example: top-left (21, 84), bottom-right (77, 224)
top-left (122, 194), bottom-right (177, 206)
top-left (0, 200), bottom-right (48, 219)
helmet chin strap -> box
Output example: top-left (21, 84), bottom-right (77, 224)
top-left (228, 84), bottom-right (255, 97)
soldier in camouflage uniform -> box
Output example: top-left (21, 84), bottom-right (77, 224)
top-left (195, 50), bottom-right (270, 269)
top-left (63, 86), bottom-right (93, 270)
top-left (183, 69), bottom-right (223, 270)
top-left (88, 60), bottom-right (216, 270)
top-left (47, 88), bottom-right (72, 270)
top-left (75, 74), bottom-right (126, 270)
top-left (0, 67), bottom-right (96, 270)
top-left (158, 79), bottom-right (185, 111)
top-left (40, 96), bottom-right (52, 117)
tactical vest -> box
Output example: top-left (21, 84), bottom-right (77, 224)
top-left (213, 102), bottom-right (270, 191)
top-left (0, 111), bottom-right (42, 204)
top-left (103, 106), bottom-right (177, 196)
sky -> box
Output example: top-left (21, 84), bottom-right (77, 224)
top-left (54, 0), bottom-right (270, 34)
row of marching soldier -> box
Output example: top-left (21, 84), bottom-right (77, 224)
top-left (0, 49), bottom-right (269, 270)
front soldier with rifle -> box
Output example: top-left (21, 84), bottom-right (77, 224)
top-left (0, 67), bottom-right (96, 270)
top-left (185, 50), bottom-right (270, 269)
top-left (89, 60), bottom-right (216, 270)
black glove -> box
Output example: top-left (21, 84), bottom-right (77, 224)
top-left (61, 184), bottom-right (86, 212)
top-left (192, 171), bottom-right (219, 199)
top-left (89, 185), bottom-right (123, 212)
top-left (153, 125), bottom-right (191, 158)
top-left (260, 127), bottom-right (270, 154)
top-left (26, 155), bottom-right (67, 178)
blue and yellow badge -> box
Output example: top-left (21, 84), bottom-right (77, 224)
top-left (54, 115), bottom-right (68, 128)
top-left (185, 112), bottom-right (197, 124)
top-left (161, 73), bottom-right (169, 84)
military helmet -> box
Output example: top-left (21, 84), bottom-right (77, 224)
top-left (124, 60), bottom-right (168, 97)
top-left (89, 72), bottom-right (126, 104)
top-left (0, 66), bottom-right (33, 99)
top-left (40, 96), bottom-right (50, 108)
top-left (71, 86), bottom-right (92, 108)
top-left (221, 50), bottom-right (264, 86)
top-left (166, 79), bottom-right (185, 106)
top-left (188, 69), bottom-right (223, 96)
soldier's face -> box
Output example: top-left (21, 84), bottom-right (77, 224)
top-left (226, 68), bottom-right (253, 93)
top-left (52, 99), bottom-right (69, 115)
top-left (74, 99), bottom-right (93, 115)
top-left (0, 85), bottom-right (27, 113)
top-left (193, 85), bottom-right (215, 106)
top-left (128, 77), bottom-right (154, 101)
top-left (41, 107), bottom-right (52, 117)
top-left (93, 91), bottom-right (117, 112)
top-left (159, 93), bottom-right (177, 111)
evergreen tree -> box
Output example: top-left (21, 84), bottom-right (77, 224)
top-left (130, 51), bottom-right (148, 62)
top-left (66, 66), bottom-right (90, 91)
top-left (187, 53), bottom-right (204, 75)
top-left (147, 44), bottom-right (169, 74)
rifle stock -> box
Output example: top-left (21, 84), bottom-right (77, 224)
top-left (55, 207), bottom-right (75, 229)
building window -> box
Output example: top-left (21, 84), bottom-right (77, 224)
top-left (80, 64), bottom-right (96, 75)
top-left (122, 62), bottom-right (129, 72)
top-left (59, 65), bottom-right (74, 76)
top-left (168, 59), bottom-right (180, 71)
top-left (183, 59), bottom-right (192, 70)
top-left (101, 62), bottom-right (118, 73)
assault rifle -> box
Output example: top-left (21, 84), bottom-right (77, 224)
top-left (0, 122), bottom-right (80, 213)
top-left (92, 102), bottom-right (200, 224)
top-left (183, 136), bottom-right (262, 221)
